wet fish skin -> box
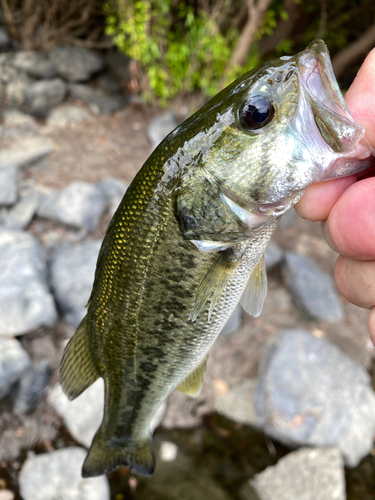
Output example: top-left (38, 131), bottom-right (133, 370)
top-left (60, 40), bottom-right (373, 478)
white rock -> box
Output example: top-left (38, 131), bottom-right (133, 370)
top-left (19, 447), bottom-right (110, 500)
top-left (248, 448), bottom-right (345, 500)
top-left (49, 379), bottom-right (166, 448)
top-left (0, 338), bottom-right (30, 399)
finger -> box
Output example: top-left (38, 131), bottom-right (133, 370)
top-left (325, 178), bottom-right (375, 260)
top-left (295, 175), bottom-right (356, 221)
top-left (369, 308), bottom-right (375, 345)
top-left (345, 47), bottom-right (375, 148)
top-left (334, 255), bottom-right (375, 309)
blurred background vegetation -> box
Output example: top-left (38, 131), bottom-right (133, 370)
top-left (1, 0), bottom-right (375, 103)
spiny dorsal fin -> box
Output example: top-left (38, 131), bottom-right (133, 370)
top-left (189, 248), bottom-right (242, 322)
top-left (240, 254), bottom-right (267, 318)
top-left (60, 316), bottom-right (99, 400)
top-left (176, 355), bottom-right (208, 397)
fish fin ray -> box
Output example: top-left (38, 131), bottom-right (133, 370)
top-left (60, 317), bottom-right (99, 400)
top-left (82, 428), bottom-right (155, 478)
top-left (176, 355), bottom-right (208, 397)
top-left (189, 249), bottom-right (241, 322)
top-left (240, 255), bottom-right (267, 317)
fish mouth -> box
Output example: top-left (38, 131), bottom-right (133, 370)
top-left (297, 40), bottom-right (374, 177)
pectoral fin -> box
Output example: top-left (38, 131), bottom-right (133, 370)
top-left (176, 355), bottom-right (208, 397)
top-left (189, 248), bottom-right (242, 322)
top-left (240, 255), bottom-right (267, 318)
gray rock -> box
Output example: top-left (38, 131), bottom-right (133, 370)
top-left (0, 165), bottom-right (18, 205)
top-left (0, 136), bottom-right (54, 170)
top-left (215, 379), bottom-right (258, 426)
top-left (11, 360), bottom-right (52, 414)
top-left (24, 78), bottom-right (66, 117)
top-left (4, 190), bottom-right (42, 229)
top-left (264, 241), bottom-right (284, 270)
top-left (48, 380), bottom-right (166, 448)
top-left (0, 338), bottom-right (30, 399)
top-left (246, 448), bottom-right (345, 500)
top-left (3, 109), bottom-right (38, 130)
top-left (97, 177), bottom-right (127, 203)
top-left (282, 251), bottom-right (344, 321)
top-left (45, 104), bottom-right (90, 129)
top-left (70, 83), bottom-right (126, 115)
top-left (105, 49), bottom-right (131, 83)
top-left (0, 28), bottom-right (10, 51)
top-left (19, 447), bottom-right (110, 500)
top-left (50, 240), bottom-right (101, 327)
top-left (92, 72), bottom-right (122, 95)
top-left (50, 46), bottom-right (104, 82)
top-left (0, 229), bottom-right (57, 337)
top-left (221, 304), bottom-right (242, 337)
top-left (278, 208), bottom-right (298, 229)
top-left (148, 111), bottom-right (178, 150)
top-left (13, 51), bottom-right (57, 79)
top-left (254, 329), bottom-right (375, 467)
top-left (37, 182), bottom-right (106, 231)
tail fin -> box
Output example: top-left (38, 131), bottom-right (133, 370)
top-left (60, 316), bottom-right (99, 400)
top-left (82, 428), bottom-right (155, 477)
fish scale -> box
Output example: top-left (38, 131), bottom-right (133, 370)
top-left (60, 40), bottom-right (374, 478)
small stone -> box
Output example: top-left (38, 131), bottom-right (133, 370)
top-left (0, 28), bottom-right (10, 51)
top-left (248, 448), bottom-right (345, 500)
top-left (0, 490), bottom-right (15, 500)
top-left (148, 111), bottom-right (178, 150)
top-left (11, 360), bottom-right (52, 414)
top-left (24, 78), bottom-right (66, 117)
top-left (50, 46), bottom-right (104, 82)
top-left (19, 447), bottom-right (110, 500)
top-left (0, 229), bottom-right (57, 336)
top-left (254, 329), bottom-right (375, 467)
top-left (3, 109), bottom-right (38, 130)
top-left (264, 241), bottom-right (283, 270)
top-left (159, 441), bottom-right (178, 462)
top-left (220, 304), bottom-right (242, 337)
top-left (49, 380), bottom-right (166, 448)
top-left (37, 182), bottom-right (106, 231)
top-left (45, 104), bottom-right (90, 129)
top-left (0, 338), bottom-right (30, 399)
top-left (13, 51), bottom-right (57, 79)
top-left (50, 240), bottom-right (101, 327)
top-left (0, 137), bottom-right (54, 170)
top-left (4, 190), bottom-right (42, 229)
top-left (0, 165), bottom-right (18, 205)
top-left (70, 83), bottom-right (126, 115)
top-left (215, 379), bottom-right (258, 427)
top-left (282, 252), bottom-right (344, 321)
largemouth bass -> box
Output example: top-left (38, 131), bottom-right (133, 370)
top-left (60, 40), bottom-right (373, 477)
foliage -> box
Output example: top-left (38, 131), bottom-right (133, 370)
top-left (105, 0), bottom-right (243, 102)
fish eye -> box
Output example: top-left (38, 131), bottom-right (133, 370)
top-left (239, 96), bottom-right (275, 130)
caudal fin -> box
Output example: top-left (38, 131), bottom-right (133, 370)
top-left (82, 428), bottom-right (155, 478)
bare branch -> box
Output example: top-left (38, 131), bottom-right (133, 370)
top-left (332, 22), bottom-right (375, 79)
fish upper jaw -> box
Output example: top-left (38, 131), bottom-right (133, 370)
top-left (296, 39), bottom-right (374, 179)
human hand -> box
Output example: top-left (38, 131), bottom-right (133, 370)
top-left (295, 47), bottom-right (375, 343)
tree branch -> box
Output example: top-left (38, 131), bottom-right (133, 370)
top-left (332, 22), bottom-right (375, 79)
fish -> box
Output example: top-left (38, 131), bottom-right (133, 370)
top-left (60, 39), bottom-right (374, 478)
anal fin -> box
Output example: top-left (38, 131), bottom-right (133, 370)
top-left (176, 355), bottom-right (208, 397)
top-left (240, 254), bottom-right (267, 317)
top-left (60, 316), bottom-right (99, 400)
